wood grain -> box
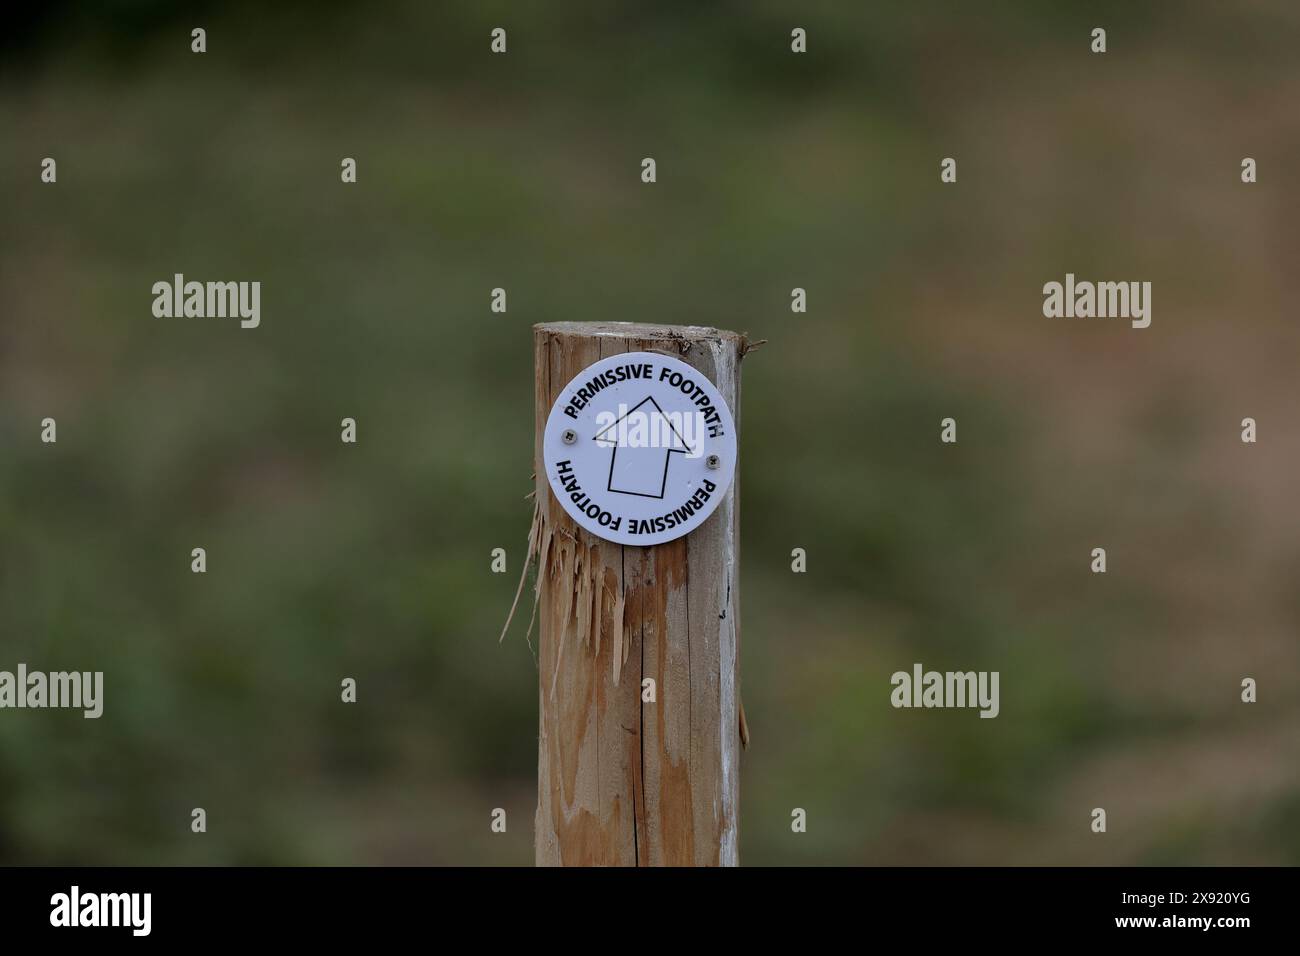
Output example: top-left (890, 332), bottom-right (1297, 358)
top-left (533, 321), bottom-right (745, 866)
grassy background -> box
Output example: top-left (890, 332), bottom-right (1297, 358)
top-left (2, 0), bottom-right (1298, 864)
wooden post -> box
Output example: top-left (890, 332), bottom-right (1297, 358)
top-left (532, 321), bottom-right (746, 866)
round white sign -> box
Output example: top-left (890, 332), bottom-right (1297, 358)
top-left (543, 351), bottom-right (737, 546)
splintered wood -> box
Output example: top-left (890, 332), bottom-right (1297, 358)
top-left (530, 321), bottom-right (745, 866)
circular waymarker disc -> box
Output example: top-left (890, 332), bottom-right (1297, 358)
top-left (543, 351), bottom-right (737, 546)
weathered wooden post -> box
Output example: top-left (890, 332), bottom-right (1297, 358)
top-left (530, 321), bottom-right (748, 866)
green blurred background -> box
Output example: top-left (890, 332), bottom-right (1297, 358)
top-left (2, 1), bottom-right (1298, 865)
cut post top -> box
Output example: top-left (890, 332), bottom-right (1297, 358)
top-left (533, 321), bottom-right (746, 348)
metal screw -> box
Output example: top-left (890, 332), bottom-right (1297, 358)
top-left (706, 454), bottom-right (720, 469)
top-left (562, 429), bottom-right (577, 445)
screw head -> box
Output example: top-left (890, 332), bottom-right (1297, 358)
top-left (706, 454), bottom-right (720, 469)
top-left (562, 429), bottom-right (577, 444)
